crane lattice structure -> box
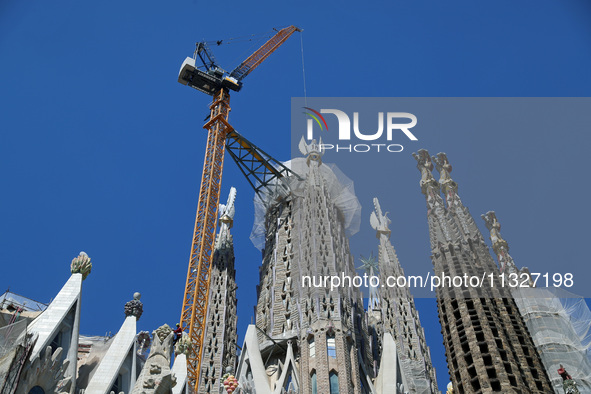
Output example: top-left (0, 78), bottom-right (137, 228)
top-left (177, 25), bottom-right (301, 391)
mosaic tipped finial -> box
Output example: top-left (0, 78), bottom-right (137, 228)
top-left (71, 251), bottom-right (92, 280)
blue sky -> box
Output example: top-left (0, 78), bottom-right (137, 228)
top-left (1, 1), bottom-right (590, 391)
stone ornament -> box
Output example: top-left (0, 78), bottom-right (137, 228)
top-left (412, 149), bottom-right (438, 194)
top-left (446, 382), bottom-right (454, 394)
top-left (221, 371), bottom-right (239, 394)
top-left (298, 136), bottom-right (324, 165)
top-left (131, 324), bottom-right (176, 394)
top-left (137, 330), bottom-right (151, 355)
top-left (370, 197), bottom-right (391, 237)
top-left (219, 186), bottom-right (237, 228)
top-left (70, 251), bottom-right (92, 280)
top-left (16, 346), bottom-right (71, 394)
top-left (124, 292), bottom-right (143, 320)
top-left (174, 332), bottom-right (192, 355)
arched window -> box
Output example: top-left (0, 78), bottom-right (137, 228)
top-left (327, 334), bottom-right (336, 358)
top-left (308, 336), bottom-right (316, 358)
top-left (28, 387), bottom-right (45, 394)
top-left (329, 371), bottom-right (339, 394)
top-left (310, 370), bottom-right (317, 394)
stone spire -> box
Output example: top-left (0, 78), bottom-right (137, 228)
top-left (240, 152), bottom-right (374, 394)
top-left (482, 211), bottom-right (591, 393)
top-left (414, 149), bottom-right (553, 393)
top-left (370, 197), bottom-right (438, 394)
top-left (412, 149), bottom-right (453, 250)
top-left (197, 187), bottom-right (238, 394)
top-left (85, 293), bottom-right (141, 393)
top-left (432, 152), bottom-right (483, 243)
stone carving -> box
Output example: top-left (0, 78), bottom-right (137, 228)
top-left (298, 136), bottom-right (324, 165)
top-left (370, 197), bottom-right (391, 238)
top-left (219, 186), bottom-right (237, 228)
top-left (412, 149), bottom-right (438, 194)
top-left (413, 149), bottom-right (452, 245)
top-left (446, 382), bottom-right (454, 394)
top-left (137, 330), bottom-right (151, 355)
top-left (433, 152), bottom-right (474, 237)
top-left (174, 332), bottom-right (192, 355)
top-left (124, 292), bottom-right (143, 320)
top-left (16, 346), bottom-right (71, 394)
top-left (70, 251), bottom-right (92, 280)
top-left (131, 324), bottom-right (176, 394)
top-left (432, 152), bottom-right (457, 197)
top-left (482, 211), bottom-right (519, 276)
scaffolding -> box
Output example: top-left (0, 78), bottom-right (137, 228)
top-left (512, 287), bottom-right (591, 393)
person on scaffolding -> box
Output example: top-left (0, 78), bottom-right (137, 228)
top-left (558, 364), bottom-right (572, 380)
top-left (173, 323), bottom-right (183, 344)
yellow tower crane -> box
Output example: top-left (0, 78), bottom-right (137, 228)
top-left (177, 25), bottom-right (301, 391)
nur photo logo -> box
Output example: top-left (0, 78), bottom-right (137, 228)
top-left (302, 107), bottom-right (419, 153)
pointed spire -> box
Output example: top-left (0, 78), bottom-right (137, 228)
top-left (413, 149), bottom-right (453, 247)
top-left (481, 211), bottom-right (520, 275)
top-left (432, 152), bottom-right (484, 242)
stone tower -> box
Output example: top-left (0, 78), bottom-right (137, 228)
top-left (369, 197), bottom-right (438, 393)
top-left (198, 187), bottom-right (239, 394)
top-left (482, 211), bottom-right (591, 393)
top-left (413, 150), bottom-right (553, 393)
top-left (238, 138), bottom-right (375, 394)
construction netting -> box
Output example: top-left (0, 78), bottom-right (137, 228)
top-left (0, 319), bottom-right (29, 389)
top-left (512, 287), bottom-right (591, 393)
top-left (250, 158), bottom-right (361, 250)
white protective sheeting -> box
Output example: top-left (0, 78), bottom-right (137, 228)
top-left (512, 287), bottom-right (591, 393)
top-left (250, 158), bottom-right (361, 250)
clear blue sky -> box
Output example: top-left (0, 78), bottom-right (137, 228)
top-left (1, 1), bottom-right (590, 391)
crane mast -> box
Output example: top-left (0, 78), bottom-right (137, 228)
top-left (178, 26), bottom-right (300, 391)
